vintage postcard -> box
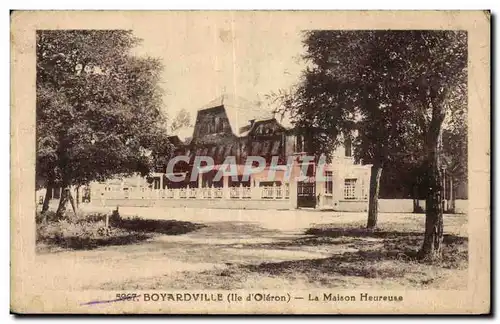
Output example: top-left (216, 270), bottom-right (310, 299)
top-left (10, 10), bottom-right (490, 314)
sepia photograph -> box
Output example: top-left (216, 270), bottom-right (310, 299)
top-left (10, 10), bottom-right (490, 314)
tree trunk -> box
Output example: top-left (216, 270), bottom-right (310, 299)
top-left (419, 130), bottom-right (444, 260)
top-left (56, 187), bottom-right (69, 218)
top-left (41, 181), bottom-right (53, 214)
top-left (442, 168), bottom-right (447, 212)
top-left (69, 190), bottom-right (77, 215)
top-left (412, 184), bottom-right (420, 213)
top-left (76, 185), bottom-right (80, 209)
top-left (367, 162), bottom-right (383, 229)
top-left (56, 184), bottom-right (77, 218)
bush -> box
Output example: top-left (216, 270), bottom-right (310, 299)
top-left (109, 209), bottom-right (122, 224)
top-left (36, 209), bottom-right (204, 251)
top-left (36, 210), bottom-right (108, 224)
top-left (36, 211), bottom-right (116, 244)
top-left (36, 211), bottom-right (62, 224)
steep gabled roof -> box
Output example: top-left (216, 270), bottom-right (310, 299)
top-left (200, 94), bottom-right (274, 136)
top-left (170, 95), bottom-right (292, 146)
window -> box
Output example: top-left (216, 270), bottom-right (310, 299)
top-left (215, 145), bottom-right (225, 163)
top-left (153, 177), bottom-right (161, 190)
top-left (324, 171), bottom-right (333, 195)
top-left (296, 135), bottom-right (304, 152)
top-left (251, 142), bottom-right (261, 155)
top-left (224, 143), bottom-right (233, 157)
top-left (345, 137), bottom-right (352, 157)
top-left (344, 178), bottom-right (357, 200)
top-left (262, 141), bottom-right (272, 155)
top-left (239, 143), bottom-right (247, 158)
top-left (271, 140), bottom-right (281, 155)
top-left (215, 116), bottom-right (224, 133)
top-left (233, 143), bottom-right (240, 156)
top-left (217, 145), bottom-right (225, 157)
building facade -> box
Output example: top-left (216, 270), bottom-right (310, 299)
top-left (86, 95), bottom-right (372, 211)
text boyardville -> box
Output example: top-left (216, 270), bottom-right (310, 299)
top-left (138, 292), bottom-right (404, 303)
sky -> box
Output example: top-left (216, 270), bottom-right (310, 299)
top-left (130, 12), bottom-right (307, 121)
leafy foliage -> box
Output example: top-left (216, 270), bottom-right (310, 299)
top-left (270, 30), bottom-right (467, 238)
top-left (169, 108), bottom-right (193, 133)
top-left (36, 30), bottom-right (172, 188)
top-left (272, 31), bottom-right (466, 165)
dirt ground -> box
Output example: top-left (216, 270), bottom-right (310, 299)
top-left (34, 208), bottom-right (468, 291)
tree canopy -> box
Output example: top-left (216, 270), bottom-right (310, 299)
top-left (278, 30), bottom-right (465, 163)
top-left (272, 30), bottom-right (467, 258)
top-left (36, 30), bottom-right (172, 214)
top-left (169, 108), bottom-right (193, 133)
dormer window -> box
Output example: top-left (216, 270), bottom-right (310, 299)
top-left (215, 117), bottom-right (222, 133)
top-left (296, 135), bottom-right (305, 153)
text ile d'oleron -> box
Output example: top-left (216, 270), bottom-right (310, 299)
top-left (110, 292), bottom-right (404, 304)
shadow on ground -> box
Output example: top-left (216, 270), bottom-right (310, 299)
top-left (242, 226), bottom-right (468, 280)
top-left (188, 221), bottom-right (283, 240)
top-left (92, 216), bottom-right (469, 290)
top-left (37, 214), bottom-right (206, 251)
top-left (41, 232), bottom-right (154, 251)
top-left (112, 216), bottom-right (206, 235)
top-left (174, 226), bottom-right (469, 289)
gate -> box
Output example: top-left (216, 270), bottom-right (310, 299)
top-left (297, 182), bottom-right (316, 208)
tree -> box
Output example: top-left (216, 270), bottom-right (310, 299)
top-left (170, 108), bottom-right (193, 133)
top-left (270, 31), bottom-right (425, 229)
top-left (36, 30), bottom-right (172, 218)
top-left (271, 31), bottom-right (467, 259)
top-left (405, 31), bottom-right (467, 259)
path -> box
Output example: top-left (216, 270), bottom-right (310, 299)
top-left (32, 208), bottom-right (467, 291)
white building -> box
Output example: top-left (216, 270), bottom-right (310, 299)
top-left (89, 95), bottom-right (372, 211)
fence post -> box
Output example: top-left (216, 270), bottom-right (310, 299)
top-left (105, 212), bottom-right (110, 228)
top-left (251, 184), bottom-right (260, 200)
top-left (289, 180), bottom-right (298, 210)
top-left (100, 190), bottom-right (105, 208)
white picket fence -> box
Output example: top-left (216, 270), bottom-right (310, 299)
top-left (98, 183), bottom-right (290, 201)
